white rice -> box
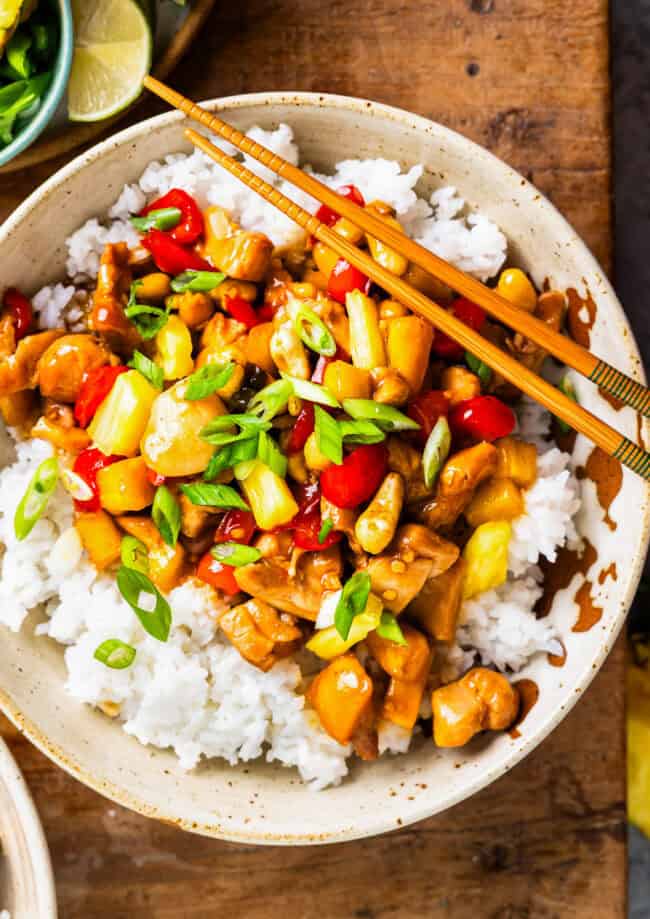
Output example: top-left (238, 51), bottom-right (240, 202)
top-left (0, 125), bottom-right (580, 788)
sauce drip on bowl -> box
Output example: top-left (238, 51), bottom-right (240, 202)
top-left (509, 679), bottom-right (539, 738)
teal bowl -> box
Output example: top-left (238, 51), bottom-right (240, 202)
top-left (0, 0), bottom-right (73, 167)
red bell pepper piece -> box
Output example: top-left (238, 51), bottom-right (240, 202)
top-left (431, 297), bottom-right (487, 360)
top-left (223, 295), bottom-right (260, 330)
top-left (3, 288), bottom-right (33, 341)
top-left (287, 403), bottom-right (315, 453)
top-left (407, 390), bottom-right (449, 446)
top-left (74, 365), bottom-right (129, 428)
top-left (140, 188), bottom-right (204, 245)
top-left (146, 468), bottom-right (166, 487)
top-left (293, 511), bottom-right (342, 550)
top-left (316, 184), bottom-right (366, 228)
top-left (257, 302), bottom-right (275, 322)
top-left (448, 395), bottom-right (516, 442)
top-left (214, 510), bottom-right (256, 545)
top-left (197, 553), bottom-right (241, 595)
top-left (72, 447), bottom-right (122, 512)
top-left (142, 229), bottom-right (212, 275)
top-left (327, 259), bottom-right (371, 304)
top-left (320, 443), bottom-right (388, 509)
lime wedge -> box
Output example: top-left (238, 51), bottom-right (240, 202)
top-left (68, 0), bottom-right (152, 123)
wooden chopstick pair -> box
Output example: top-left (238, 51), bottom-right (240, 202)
top-left (144, 76), bottom-right (650, 482)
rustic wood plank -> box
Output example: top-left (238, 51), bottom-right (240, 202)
top-left (0, 0), bottom-right (623, 916)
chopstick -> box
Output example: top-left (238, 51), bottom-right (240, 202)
top-left (184, 127), bottom-right (650, 483)
top-left (144, 75), bottom-right (650, 421)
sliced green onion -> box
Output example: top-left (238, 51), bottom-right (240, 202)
top-left (556, 375), bottom-right (578, 434)
top-left (125, 283), bottom-right (169, 339)
top-left (116, 566), bottom-right (171, 643)
top-left (60, 467), bottom-right (94, 502)
top-left (121, 535), bottom-right (149, 574)
top-left (342, 399), bottom-right (420, 431)
top-left (375, 611), bottom-right (407, 646)
top-left (200, 413), bottom-right (271, 448)
top-left (314, 404), bottom-right (342, 465)
top-left (179, 482), bottom-right (249, 510)
top-left (128, 349), bottom-right (164, 390)
top-left (339, 419), bottom-right (386, 445)
top-left (94, 639), bottom-right (137, 670)
top-left (318, 519), bottom-right (334, 544)
top-left (210, 542), bottom-right (262, 567)
top-left (130, 207), bottom-right (182, 233)
top-left (233, 459), bottom-right (258, 481)
top-left (465, 351), bottom-right (492, 386)
top-left (248, 378), bottom-right (292, 421)
top-left (152, 485), bottom-right (181, 547)
top-left (7, 31), bottom-right (32, 79)
top-left (14, 456), bottom-right (58, 541)
top-left (257, 430), bottom-right (287, 477)
top-left (281, 373), bottom-right (341, 409)
top-left (204, 437), bottom-right (259, 481)
top-left (171, 270), bottom-right (225, 293)
top-left (293, 303), bottom-right (337, 357)
top-left (184, 362), bottom-right (235, 401)
top-left (335, 571), bottom-right (371, 641)
top-left (422, 416), bottom-right (451, 488)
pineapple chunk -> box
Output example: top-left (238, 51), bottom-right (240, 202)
top-left (323, 361), bottom-right (372, 401)
top-left (346, 290), bottom-right (387, 370)
top-left (465, 478), bottom-right (524, 528)
top-left (306, 654), bottom-right (374, 744)
top-left (88, 370), bottom-right (158, 457)
top-left (240, 462), bottom-right (298, 530)
top-left (97, 457), bottom-right (155, 515)
top-left (154, 315), bottom-right (194, 380)
top-left (75, 510), bottom-right (122, 570)
top-left (494, 436), bottom-right (537, 489)
top-left (306, 593), bottom-right (383, 660)
top-left (462, 521), bottom-right (511, 600)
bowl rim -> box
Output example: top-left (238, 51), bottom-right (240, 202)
top-left (0, 737), bottom-right (57, 916)
top-left (0, 0), bottom-right (74, 168)
top-left (0, 90), bottom-right (647, 844)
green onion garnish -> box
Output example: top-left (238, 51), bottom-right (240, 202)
top-left (171, 270), bottom-right (225, 293)
top-left (204, 437), bottom-right (259, 481)
top-left (465, 351), bottom-right (492, 386)
top-left (257, 430), bottom-right (287, 478)
top-left (334, 571), bottom-right (371, 641)
top-left (125, 282), bottom-right (169, 339)
top-left (210, 542), bottom-right (262, 567)
top-left (179, 482), bottom-right (249, 510)
top-left (184, 362), bottom-right (235, 401)
top-left (120, 535), bottom-right (149, 574)
top-left (128, 349), bottom-right (164, 390)
top-left (342, 399), bottom-right (420, 431)
top-left (422, 416), bottom-right (451, 488)
top-left (281, 373), bottom-right (341, 409)
top-left (338, 419), bottom-right (386, 445)
top-left (318, 519), bottom-right (334, 544)
top-left (130, 207), bottom-right (182, 233)
top-left (293, 303), bottom-right (337, 357)
top-left (314, 404), bottom-right (342, 465)
top-left (116, 566), bottom-right (172, 643)
top-left (14, 456), bottom-right (58, 541)
top-left (556, 375), bottom-right (578, 434)
top-left (94, 639), bottom-right (137, 670)
top-left (248, 378), bottom-right (292, 421)
top-left (152, 485), bottom-right (181, 548)
top-left (375, 611), bottom-right (407, 646)
top-left (200, 413), bottom-right (271, 448)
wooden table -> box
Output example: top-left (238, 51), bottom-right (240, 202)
top-left (0, 1), bottom-right (625, 916)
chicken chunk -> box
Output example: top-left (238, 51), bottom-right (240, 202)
top-left (203, 206), bottom-right (273, 282)
top-left (307, 654), bottom-right (374, 744)
top-left (199, 311), bottom-right (248, 365)
top-left (179, 492), bottom-right (218, 539)
top-left (416, 441), bottom-right (498, 530)
top-left (392, 524), bottom-right (460, 577)
top-left (89, 243), bottom-right (140, 353)
top-left (0, 329), bottom-right (64, 398)
top-left (432, 667), bottom-right (519, 747)
top-left (409, 557), bottom-right (466, 642)
top-left (219, 599), bottom-right (302, 671)
top-left (507, 290), bottom-right (567, 375)
top-left (37, 334), bottom-right (112, 403)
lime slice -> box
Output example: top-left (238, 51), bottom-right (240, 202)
top-left (68, 0), bottom-right (152, 123)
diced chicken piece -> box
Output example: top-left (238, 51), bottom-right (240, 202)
top-left (416, 441), bottom-right (498, 529)
top-left (179, 492), bottom-right (218, 539)
top-left (507, 290), bottom-right (567, 375)
top-left (432, 667), bottom-right (519, 747)
top-left (37, 334), bottom-right (112, 403)
top-left (320, 496), bottom-right (360, 552)
top-left (89, 243), bottom-right (140, 353)
top-left (219, 599), bottom-right (302, 671)
top-left (199, 311), bottom-right (248, 365)
top-left (0, 330), bottom-right (64, 398)
top-left (441, 365), bottom-right (481, 407)
top-left (234, 545), bottom-right (343, 621)
top-left (203, 206), bottom-right (273, 282)
top-left (367, 624), bottom-right (431, 683)
top-left (387, 436), bottom-right (432, 503)
top-left (392, 523), bottom-right (460, 577)
top-left (409, 558), bottom-right (467, 642)
top-left (116, 516), bottom-right (185, 594)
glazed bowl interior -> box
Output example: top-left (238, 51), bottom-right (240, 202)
top-left (0, 93), bottom-right (647, 844)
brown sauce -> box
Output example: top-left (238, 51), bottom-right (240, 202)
top-left (548, 640), bottom-right (567, 668)
top-left (572, 580), bottom-right (604, 633)
top-left (566, 287), bottom-right (596, 347)
top-left (536, 539), bottom-right (597, 618)
top-left (598, 562), bottom-right (618, 585)
top-left (599, 389), bottom-right (625, 411)
top-left (576, 447), bottom-right (622, 531)
top-left (509, 679), bottom-right (539, 738)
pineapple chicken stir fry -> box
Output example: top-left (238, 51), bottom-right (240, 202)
top-left (3, 184), bottom-right (567, 755)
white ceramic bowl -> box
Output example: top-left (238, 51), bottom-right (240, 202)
top-left (0, 93), bottom-right (647, 844)
top-left (0, 738), bottom-right (56, 917)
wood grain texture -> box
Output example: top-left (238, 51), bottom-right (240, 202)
top-left (0, 0), bottom-right (624, 917)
